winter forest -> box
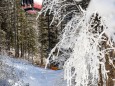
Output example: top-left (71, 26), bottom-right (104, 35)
top-left (0, 0), bottom-right (115, 86)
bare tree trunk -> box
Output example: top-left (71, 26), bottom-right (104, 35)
top-left (14, 0), bottom-right (19, 58)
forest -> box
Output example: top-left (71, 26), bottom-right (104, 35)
top-left (0, 0), bottom-right (59, 67)
top-left (0, 0), bottom-right (115, 86)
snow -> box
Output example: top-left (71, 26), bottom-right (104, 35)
top-left (0, 55), bottom-right (66, 86)
top-left (87, 0), bottom-right (115, 41)
top-left (40, 0), bottom-right (115, 86)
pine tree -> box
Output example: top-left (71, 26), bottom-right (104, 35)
top-left (38, 12), bottom-right (59, 66)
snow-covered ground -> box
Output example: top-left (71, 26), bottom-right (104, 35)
top-left (0, 55), bottom-right (66, 86)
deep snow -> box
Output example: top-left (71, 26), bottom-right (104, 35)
top-left (0, 55), bottom-right (66, 86)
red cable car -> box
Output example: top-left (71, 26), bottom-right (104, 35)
top-left (21, 0), bottom-right (42, 14)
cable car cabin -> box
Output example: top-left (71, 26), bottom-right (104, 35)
top-left (21, 0), bottom-right (42, 14)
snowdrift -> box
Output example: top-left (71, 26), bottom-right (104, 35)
top-left (0, 55), bottom-right (66, 86)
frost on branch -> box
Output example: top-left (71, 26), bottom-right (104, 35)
top-left (41, 0), bottom-right (115, 86)
top-left (40, 0), bottom-right (82, 25)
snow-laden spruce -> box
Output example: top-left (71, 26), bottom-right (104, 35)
top-left (41, 0), bottom-right (115, 86)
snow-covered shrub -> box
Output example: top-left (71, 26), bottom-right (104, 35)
top-left (0, 56), bottom-right (28, 86)
top-left (41, 0), bottom-right (115, 86)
